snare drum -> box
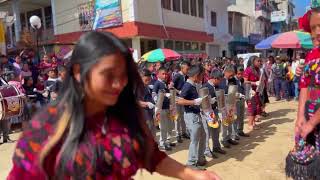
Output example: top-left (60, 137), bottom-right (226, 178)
top-left (0, 85), bottom-right (24, 120)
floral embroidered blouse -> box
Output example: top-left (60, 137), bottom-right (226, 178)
top-left (7, 105), bottom-right (167, 180)
top-left (300, 48), bottom-right (320, 124)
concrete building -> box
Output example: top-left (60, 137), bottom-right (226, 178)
top-left (52, 0), bottom-right (234, 60)
top-left (0, 0), bottom-right (53, 49)
top-left (0, 0), bottom-right (233, 59)
top-left (227, 0), bottom-right (275, 56)
top-left (270, 0), bottom-right (295, 33)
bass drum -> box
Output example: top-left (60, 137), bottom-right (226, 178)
top-left (0, 85), bottom-right (24, 121)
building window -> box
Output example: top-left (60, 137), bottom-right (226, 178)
top-left (228, 13), bottom-right (233, 34)
top-left (211, 11), bottom-right (217, 27)
top-left (164, 40), bottom-right (174, 49)
top-left (184, 42), bottom-right (191, 51)
top-left (78, 2), bottom-right (94, 31)
top-left (198, 0), bottom-right (204, 18)
top-left (200, 43), bottom-right (206, 51)
top-left (162, 0), bottom-right (171, 10)
top-left (175, 41), bottom-right (183, 51)
top-left (44, 6), bottom-right (53, 29)
top-left (182, 0), bottom-right (189, 14)
top-left (191, 42), bottom-right (199, 51)
top-left (190, 0), bottom-right (197, 17)
top-left (20, 13), bottom-right (26, 30)
top-left (173, 0), bottom-right (181, 12)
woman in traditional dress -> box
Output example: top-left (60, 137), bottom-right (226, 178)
top-left (243, 56), bottom-right (262, 130)
top-left (7, 32), bottom-right (220, 180)
top-left (286, 1), bottom-right (320, 179)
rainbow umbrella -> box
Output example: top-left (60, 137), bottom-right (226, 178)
top-left (142, 48), bottom-right (181, 62)
top-left (255, 31), bottom-right (313, 49)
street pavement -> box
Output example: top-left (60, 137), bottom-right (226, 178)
top-left (0, 98), bottom-right (296, 180)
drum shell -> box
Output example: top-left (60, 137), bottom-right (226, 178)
top-left (156, 90), bottom-right (165, 109)
top-left (169, 88), bottom-right (176, 105)
top-left (0, 85), bottom-right (24, 121)
top-left (215, 90), bottom-right (225, 110)
top-left (199, 87), bottom-right (211, 111)
top-left (228, 85), bottom-right (238, 94)
top-left (244, 83), bottom-right (252, 100)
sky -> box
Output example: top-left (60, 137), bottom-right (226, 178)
top-left (293, 0), bottom-right (310, 17)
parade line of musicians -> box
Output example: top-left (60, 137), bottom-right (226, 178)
top-left (138, 56), bottom-right (268, 170)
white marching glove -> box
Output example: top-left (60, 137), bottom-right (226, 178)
top-left (194, 97), bottom-right (204, 106)
top-left (249, 89), bottom-right (256, 98)
top-left (42, 90), bottom-right (49, 98)
top-left (147, 102), bottom-right (155, 109)
top-left (236, 93), bottom-right (245, 99)
top-left (210, 97), bottom-right (217, 104)
top-left (153, 95), bottom-right (158, 102)
top-left (148, 85), bottom-right (154, 90)
top-left (165, 93), bottom-right (171, 98)
top-left (255, 81), bottom-right (260, 86)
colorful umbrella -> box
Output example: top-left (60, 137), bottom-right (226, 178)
top-left (255, 31), bottom-right (313, 50)
top-left (142, 48), bottom-right (181, 62)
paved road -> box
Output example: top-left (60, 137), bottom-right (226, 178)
top-left (0, 98), bottom-right (296, 180)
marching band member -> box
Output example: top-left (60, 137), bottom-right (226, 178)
top-left (234, 67), bottom-right (250, 137)
top-left (139, 69), bottom-right (156, 139)
top-left (173, 61), bottom-right (190, 142)
top-left (202, 69), bottom-right (226, 158)
top-left (153, 67), bottom-right (176, 151)
top-left (177, 65), bottom-right (207, 170)
top-left (219, 65), bottom-right (239, 148)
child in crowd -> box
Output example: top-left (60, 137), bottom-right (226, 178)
top-left (153, 67), bottom-right (175, 151)
top-left (43, 67), bottom-right (59, 102)
top-left (57, 65), bottom-right (67, 82)
top-left (20, 63), bottom-right (32, 81)
top-left (202, 69), bottom-right (226, 158)
top-left (139, 69), bottom-right (156, 139)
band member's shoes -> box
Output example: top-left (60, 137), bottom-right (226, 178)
top-left (187, 165), bottom-right (206, 171)
top-left (3, 137), bottom-right (14, 143)
top-left (227, 139), bottom-right (239, 145)
top-left (182, 133), bottom-right (190, 139)
top-left (169, 143), bottom-right (176, 147)
top-left (261, 112), bottom-right (269, 117)
top-left (238, 131), bottom-right (250, 137)
top-left (177, 136), bottom-right (183, 143)
top-left (275, 98), bottom-right (281, 101)
top-left (221, 142), bottom-right (231, 148)
top-left (196, 160), bottom-right (208, 166)
top-left (234, 136), bottom-right (240, 141)
top-left (212, 148), bottom-right (226, 155)
top-left (160, 145), bottom-right (172, 151)
top-left (205, 152), bottom-right (218, 159)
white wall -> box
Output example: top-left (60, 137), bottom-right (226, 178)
top-left (205, 0), bottom-right (230, 56)
top-left (228, 0), bottom-right (255, 17)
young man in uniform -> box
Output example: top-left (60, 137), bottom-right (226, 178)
top-left (202, 69), bottom-right (227, 158)
top-left (153, 67), bottom-right (176, 151)
top-left (177, 65), bottom-right (207, 170)
top-left (234, 67), bottom-right (250, 138)
top-left (173, 61), bottom-right (190, 142)
top-left (219, 65), bottom-right (239, 148)
top-left (139, 69), bottom-right (156, 139)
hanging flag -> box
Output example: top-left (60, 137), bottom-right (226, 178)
top-left (93, 0), bottom-right (123, 30)
top-left (0, 20), bottom-right (6, 55)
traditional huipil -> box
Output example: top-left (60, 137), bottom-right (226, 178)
top-left (243, 66), bottom-right (262, 117)
top-left (286, 48), bottom-right (320, 179)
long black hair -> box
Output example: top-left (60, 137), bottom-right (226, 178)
top-left (40, 32), bottom-right (151, 179)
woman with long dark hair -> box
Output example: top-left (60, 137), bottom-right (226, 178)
top-left (243, 56), bottom-right (262, 130)
top-left (7, 32), bottom-right (220, 180)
